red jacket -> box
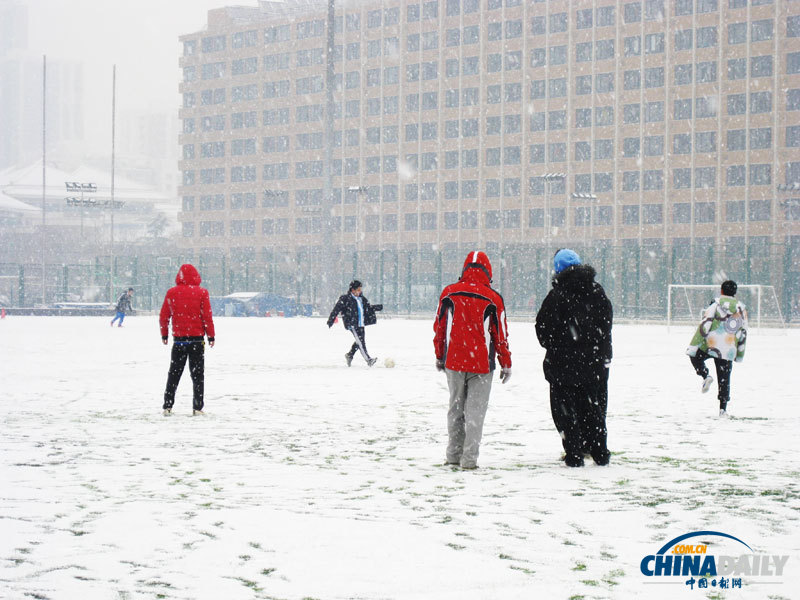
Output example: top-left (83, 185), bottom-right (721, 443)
top-left (159, 264), bottom-right (215, 340)
top-left (433, 251), bottom-right (511, 373)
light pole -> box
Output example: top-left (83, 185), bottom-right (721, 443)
top-left (539, 173), bottom-right (566, 249)
top-left (65, 181), bottom-right (97, 236)
top-left (571, 192), bottom-right (598, 250)
top-left (348, 185), bottom-right (367, 254)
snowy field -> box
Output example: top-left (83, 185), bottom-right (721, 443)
top-left (0, 315), bottom-right (798, 600)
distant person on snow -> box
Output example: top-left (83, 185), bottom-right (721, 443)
top-left (535, 249), bottom-right (612, 468)
top-left (433, 251), bottom-right (511, 470)
top-left (110, 288), bottom-right (134, 327)
top-left (327, 280), bottom-right (382, 367)
top-left (686, 280), bottom-right (747, 418)
top-left (159, 264), bottom-right (215, 416)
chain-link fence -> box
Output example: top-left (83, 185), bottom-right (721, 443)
top-left (2, 240), bottom-right (799, 322)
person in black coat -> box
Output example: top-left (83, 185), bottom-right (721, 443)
top-left (535, 249), bottom-right (612, 467)
top-left (327, 280), bottom-right (383, 367)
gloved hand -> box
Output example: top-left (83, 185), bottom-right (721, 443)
top-left (499, 368), bottom-right (512, 384)
top-left (435, 359), bottom-right (446, 372)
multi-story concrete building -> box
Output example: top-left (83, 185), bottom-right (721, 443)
top-left (178, 0), bottom-right (800, 269)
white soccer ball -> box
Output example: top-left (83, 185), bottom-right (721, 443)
top-left (384, 357), bottom-right (396, 369)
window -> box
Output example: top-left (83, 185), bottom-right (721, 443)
top-left (751, 56), bottom-right (773, 78)
top-left (486, 147), bottom-right (501, 166)
top-left (644, 0), bottom-right (664, 21)
top-left (728, 22), bottom-right (746, 44)
top-left (596, 39), bottom-right (614, 60)
top-left (549, 142), bottom-right (566, 162)
top-left (530, 144), bottom-right (545, 164)
top-left (423, 0), bottom-right (439, 20)
top-left (644, 135), bottom-right (664, 156)
top-left (750, 127), bottom-right (772, 150)
top-left (505, 83), bottom-right (522, 102)
top-left (645, 67), bottom-right (664, 88)
top-left (675, 29), bottom-right (693, 50)
top-left (749, 201), bottom-right (771, 222)
top-left (673, 133), bottom-right (692, 154)
top-left (624, 36), bottom-right (641, 56)
top-left (623, 171), bottom-right (640, 191)
top-left (726, 165), bottom-right (745, 186)
top-left (445, 120), bottom-right (459, 138)
top-left (530, 112), bottom-right (545, 132)
top-left (575, 173), bottom-right (592, 192)
top-left (695, 167), bottom-right (716, 188)
top-left (675, 64), bottom-right (693, 86)
top-left (596, 73), bottom-right (614, 94)
top-left (642, 169), bottom-right (664, 192)
top-left (504, 178), bottom-right (521, 197)
top-left (623, 205), bottom-right (640, 225)
top-left (697, 0), bottom-right (717, 13)
top-left (674, 99), bottom-right (692, 119)
top-left (696, 97), bottom-right (716, 119)
top-left (750, 91), bottom-right (771, 114)
top-left (749, 164), bottom-right (771, 185)
top-left (696, 61), bottom-right (717, 84)
top-left (726, 201), bottom-right (745, 222)
top-left (645, 33), bottom-right (665, 54)
top-left (624, 104), bottom-right (641, 124)
top-left (549, 110), bottom-right (566, 130)
top-left (673, 203), bottom-right (691, 224)
top-left (625, 2), bottom-right (642, 23)
top-left (463, 118), bottom-right (479, 137)
top-left (695, 202), bottom-right (716, 223)
top-left (645, 102), bottom-right (664, 123)
top-left (576, 108), bottom-right (592, 128)
top-left (486, 116), bottom-right (501, 135)
top-left (550, 78), bottom-right (566, 98)
top-left (422, 62), bottom-right (438, 80)
top-left (790, 52), bottom-right (800, 75)
top-left (446, 28), bottom-right (460, 47)
top-left (577, 75), bottom-right (593, 95)
top-left (423, 31), bottom-right (438, 50)
top-left (577, 8), bottom-right (593, 29)
top-left (550, 45), bottom-right (567, 66)
top-left (623, 137), bottom-right (640, 158)
top-left (789, 16), bottom-right (800, 38)
top-left (485, 180), bottom-right (501, 199)
top-left (576, 42), bottom-right (592, 63)
top-left (751, 19), bottom-right (773, 43)
top-left (697, 26), bottom-right (717, 48)
top-left (673, 168), bottom-right (692, 189)
top-left (727, 94), bottom-right (746, 115)
top-left (727, 129), bottom-right (746, 151)
top-left (597, 5), bottom-right (615, 26)
top-left (506, 20), bottom-right (522, 39)
top-left (789, 89), bottom-right (800, 111)
top-left (728, 58), bottom-right (746, 80)
top-left (787, 126), bottom-right (800, 148)
top-left (596, 139), bottom-right (613, 160)
top-left (550, 13), bottom-right (567, 33)
top-left (595, 106), bottom-right (614, 127)
top-left (531, 48), bottom-right (546, 68)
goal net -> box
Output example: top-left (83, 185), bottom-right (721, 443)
top-left (667, 284), bottom-right (785, 329)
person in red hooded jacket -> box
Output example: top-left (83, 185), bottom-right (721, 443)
top-left (433, 251), bottom-right (511, 469)
top-left (159, 264), bottom-right (215, 416)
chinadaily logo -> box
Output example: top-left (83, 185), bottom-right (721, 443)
top-left (640, 531), bottom-right (790, 591)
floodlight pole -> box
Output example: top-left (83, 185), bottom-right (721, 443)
top-left (41, 55), bottom-right (46, 305)
top-left (109, 64), bottom-right (116, 303)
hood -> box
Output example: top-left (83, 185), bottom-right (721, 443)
top-left (461, 251), bottom-right (492, 285)
top-left (552, 264), bottom-right (597, 289)
top-left (175, 263), bottom-right (202, 286)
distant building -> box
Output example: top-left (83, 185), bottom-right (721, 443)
top-left (177, 0), bottom-right (800, 266)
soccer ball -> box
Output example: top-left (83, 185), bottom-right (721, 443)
top-left (384, 357), bottom-right (396, 369)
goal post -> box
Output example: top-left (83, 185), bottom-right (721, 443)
top-left (667, 284), bottom-right (785, 330)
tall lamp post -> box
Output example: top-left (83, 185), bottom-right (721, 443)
top-left (539, 173), bottom-right (566, 249)
top-left (65, 181), bottom-right (97, 236)
top-left (571, 192), bottom-right (598, 249)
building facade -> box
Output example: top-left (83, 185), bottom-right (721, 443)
top-left (177, 0), bottom-right (800, 268)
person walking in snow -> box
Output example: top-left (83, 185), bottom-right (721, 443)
top-left (159, 264), bottom-right (215, 416)
top-left (686, 280), bottom-right (747, 417)
top-left (433, 251), bottom-right (512, 470)
top-left (110, 288), bottom-right (134, 327)
top-left (327, 280), bottom-right (383, 367)
top-left (535, 249), bottom-right (612, 468)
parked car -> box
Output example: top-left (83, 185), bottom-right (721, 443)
top-left (209, 292), bottom-right (312, 317)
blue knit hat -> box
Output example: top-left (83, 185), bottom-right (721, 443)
top-left (553, 249), bottom-right (581, 274)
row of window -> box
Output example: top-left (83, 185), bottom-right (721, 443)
top-left (184, 197), bottom-right (774, 239)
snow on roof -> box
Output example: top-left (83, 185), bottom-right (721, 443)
top-left (224, 292), bottom-right (260, 300)
top-left (0, 190), bottom-right (38, 212)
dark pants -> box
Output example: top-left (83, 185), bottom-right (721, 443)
top-left (346, 326), bottom-right (372, 362)
top-left (163, 340), bottom-right (205, 411)
top-left (549, 370), bottom-right (609, 466)
top-left (690, 350), bottom-right (732, 410)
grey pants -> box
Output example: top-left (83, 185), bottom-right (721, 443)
top-left (445, 369), bottom-right (493, 468)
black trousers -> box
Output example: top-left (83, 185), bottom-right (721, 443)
top-left (163, 340), bottom-right (205, 411)
top-left (690, 350), bottom-right (732, 409)
top-left (549, 371), bottom-right (609, 465)
top-left (346, 326), bottom-right (372, 362)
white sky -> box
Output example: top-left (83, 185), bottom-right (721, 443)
top-left (23, 0), bottom-right (256, 148)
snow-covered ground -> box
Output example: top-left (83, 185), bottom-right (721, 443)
top-left (0, 316), bottom-right (798, 600)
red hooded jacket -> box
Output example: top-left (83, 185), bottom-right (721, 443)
top-left (159, 264), bottom-right (215, 340)
top-left (433, 251), bottom-right (511, 373)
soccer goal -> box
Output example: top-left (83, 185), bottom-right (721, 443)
top-left (667, 284), bottom-right (785, 330)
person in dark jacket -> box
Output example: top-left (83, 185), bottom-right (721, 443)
top-left (110, 288), bottom-right (134, 327)
top-left (535, 249), bottom-right (612, 467)
top-left (159, 264), bottom-right (215, 416)
top-left (327, 280), bottom-right (382, 367)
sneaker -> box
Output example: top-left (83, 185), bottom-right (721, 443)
top-left (345, 353), bottom-right (353, 367)
top-left (701, 375), bottom-right (714, 393)
top-left (564, 455), bottom-right (584, 468)
top-left (367, 357), bottom-right (377, 367)
top-left (110, 321), bottom-right (114, 327)
top-left (192, 409), bottom-right (205, 416)
top-left (162, 408), bottom-right (171, 416)
top-left (719, 409), bottom-right (729, 418)
top-left (460, 463), bottom-right (478, 470)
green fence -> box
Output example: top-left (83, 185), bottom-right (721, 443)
top-left (1, 241), bottom-right (799, 321)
